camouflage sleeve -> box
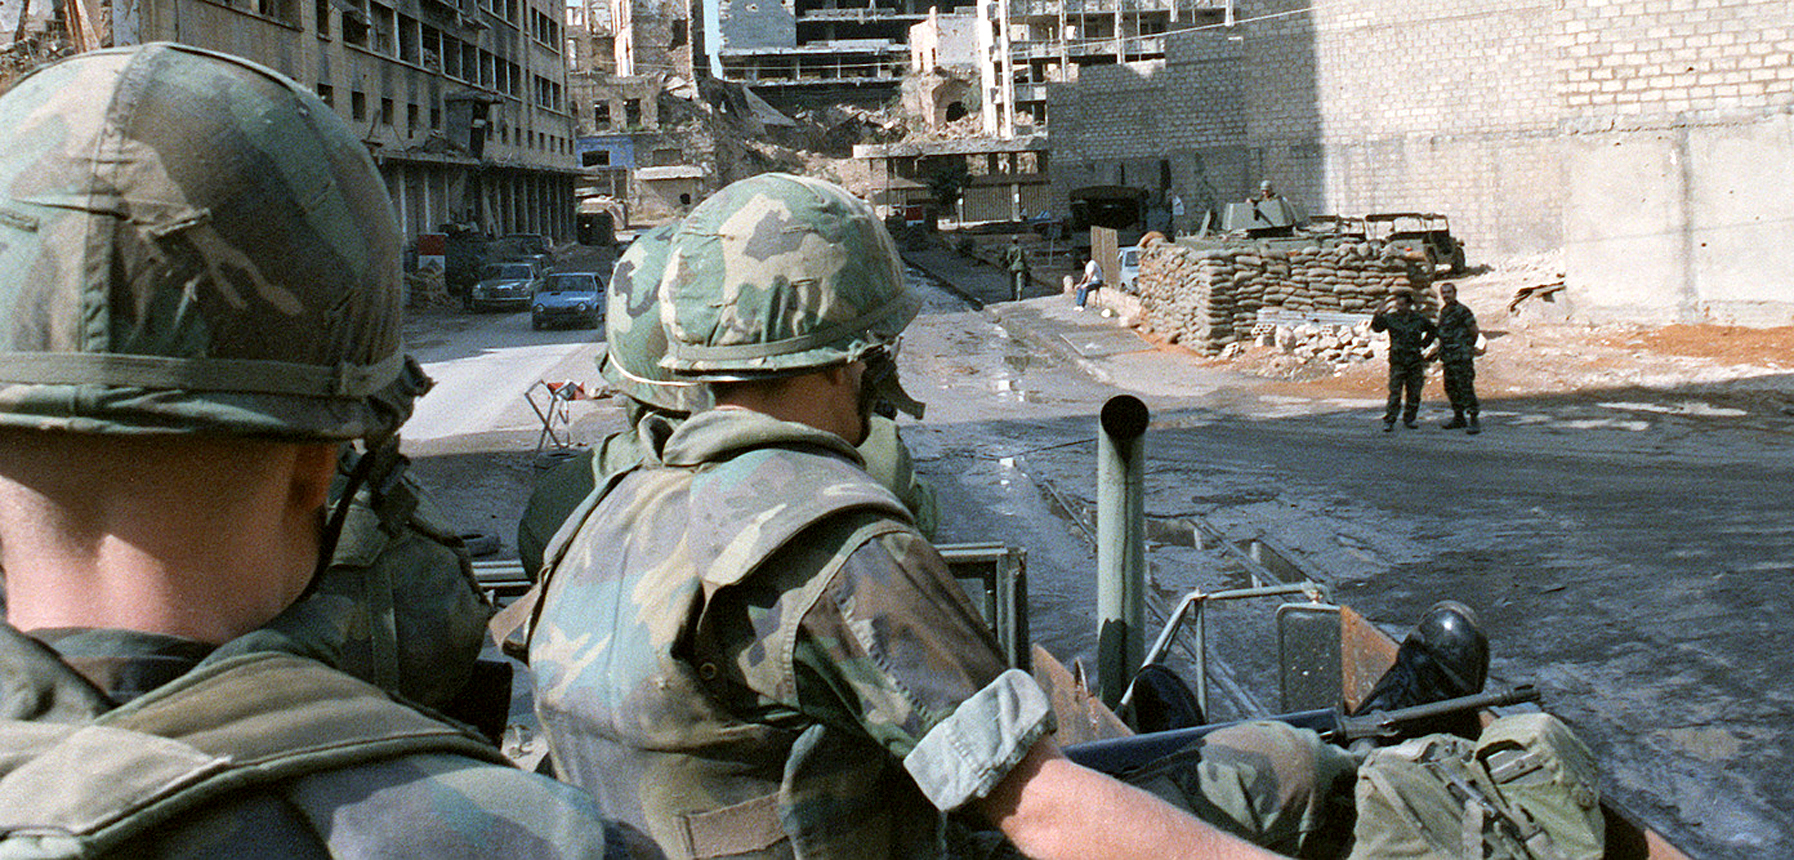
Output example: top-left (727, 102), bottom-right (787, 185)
top-left (709, 521), bottom-right (1052, 811)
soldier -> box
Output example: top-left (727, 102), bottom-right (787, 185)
top-left (515, 223), bottom-right (704, 575)
top-left (0, 44), bottom-right (640, 858)
top-left (1004, 234), bottom-right (1032, 302)
top-left (514, 225), bottom-right (937, 576)
top-left (1371, 290), bottom-right (1439, 432)
top-left (1434, 282), bottom-right (1482, 434)
top-left (523, 173), bottom-right (1354, 859)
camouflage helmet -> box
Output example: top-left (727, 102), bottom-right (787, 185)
top-left (0, 43), bottom-right (421, 441)
top-left (597, 222), bottom-right (706, 414)
top-left (659, 173), bottom-right (920, 379)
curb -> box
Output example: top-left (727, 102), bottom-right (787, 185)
top-left (900, 250), bottom-right (986, 311)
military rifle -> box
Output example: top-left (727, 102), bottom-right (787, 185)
top-left (1063, 684), bottom-right (1541, 777)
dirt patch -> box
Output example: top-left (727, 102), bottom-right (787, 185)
top-left (1596, 325), bottom-right (1794, 366)
top-left (1137, 252), bottom-right (1794, 404)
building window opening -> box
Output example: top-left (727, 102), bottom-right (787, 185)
top-left (582, 150), bottom-right (610, 167)
top-left (624, 99), bottom-right (641, 128)
top-left (314, 0), bottom-right (330, 37)
top-left (679, 193), bottom-right (692, 206)
top-left (344, 14), bottom-right (369, 46)
top-left (944, 101), bottom-right (966, 122)
top-left (380, 98), bottom-right (394, 125)
top-left (351, 90), bottom-right (366, 121)
top-left (671, 19), bottom-right (686, 48)
top-left (595, 101), bottom-right (610, 128)
top-left (316, 83), bottom-right (333, 107)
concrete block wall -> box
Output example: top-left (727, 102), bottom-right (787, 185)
top-left (1555, 0), bottom-right (1794, 325)
top-left (1237, 0), bottom-right (1564, 261)
top-left (1233, 0), bottom-right (1793, 325)
top-left (1046, 33), bottom-right (1249, 224)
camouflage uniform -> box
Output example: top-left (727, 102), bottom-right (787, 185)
top-left (526, 174), bottom-right (1352, 859)
top-left (0, 44), bottom-right (637, 858)
top-left (1436, 300), bottom-right (1480, 422)
top-left (1371, 305), bottom-right (1439, 426)
top-left (1004, 240), bottom-right (1030, 302)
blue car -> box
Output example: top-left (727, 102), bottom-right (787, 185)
top-left (532, 271), bottom-right (603, 330)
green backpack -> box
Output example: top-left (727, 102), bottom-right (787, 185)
top-left (1349, 713), bottom-right (1605, 860)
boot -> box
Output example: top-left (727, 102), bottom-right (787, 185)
top-left (1403, 419), bottom-right (1419, 429)
top-left (1352, 600), bottom-right (1490, 740)
top-left (1382, 420), bottom-right (1395, 433)
top-left (1442, 411), bottom-right (1467, 430)
top-left (1466, 414), bottom-right (1481, 435)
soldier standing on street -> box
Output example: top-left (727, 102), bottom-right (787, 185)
top-left (0, 44), bottom-right (640, 858)
top-left (1435, 282), bottom-right (1482, 434)
top-left (1371, 290), bottom-right (1439, 431)
top-left (1005, 235), bottom-right (1032, 302)
top-left (523, 173), bottom-right (1355, 860)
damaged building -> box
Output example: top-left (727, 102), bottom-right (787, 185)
top-left (711, 0), bottom-right (929, 111)
top-left (567, 0), bottom-right (726, 225)
top-left (5, 0), bottom-right (581, 247)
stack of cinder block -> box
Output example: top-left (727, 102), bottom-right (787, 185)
top-left (1136, 236), bottom-right (1434, 356)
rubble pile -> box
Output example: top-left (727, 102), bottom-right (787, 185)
top-left (404, 267), bottom-right (457, 309)
top-left (1249, 319), bottom-right (1379, 365)
top-left (1135, 236), bottom-right (1434, 357)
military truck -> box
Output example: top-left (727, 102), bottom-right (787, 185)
top-left (1365, 212), bottom-right (1466, 274)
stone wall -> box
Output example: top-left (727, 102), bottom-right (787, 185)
top-left (1133, 236), bottom-right (1433, 355)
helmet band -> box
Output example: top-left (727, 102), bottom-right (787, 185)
top-left (0, 350), bottom-right (406, 399)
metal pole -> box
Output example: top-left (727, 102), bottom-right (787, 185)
top-left (1096, 394), bottom-right (1148, 709)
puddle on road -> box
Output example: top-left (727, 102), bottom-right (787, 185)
top-left (1600, 400), bottom-right (1749, 418)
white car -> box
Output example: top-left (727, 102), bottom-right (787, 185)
top-left (1119, 246), bottom-right (1142, 292)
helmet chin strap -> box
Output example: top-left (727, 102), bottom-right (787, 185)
top-left (302, 438), bottom-right (390, 601)
top-left (861, 351), bottom-right (926, 421)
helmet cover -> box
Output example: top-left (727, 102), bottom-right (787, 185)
top-left (0, 43), bottom-right (417, 440)
top-left (658, 173), bottom-right (919, 379)
top-left (597, 222), bottom-right (706, 414)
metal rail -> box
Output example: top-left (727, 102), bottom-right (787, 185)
top-left (1123, 581), bottom-right (1332, 719)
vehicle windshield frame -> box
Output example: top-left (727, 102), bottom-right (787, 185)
top-left (484, 264), bottom-right (535, 281)
top-left (542, 274), bottom-right (598, 293)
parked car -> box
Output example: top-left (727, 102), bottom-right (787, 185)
top-left (468, 262), bottom-right (543, 311)
top-left (1118, 245), bottom-right (1142, 292)
top-left (532, 271), bottom-right (604, 329)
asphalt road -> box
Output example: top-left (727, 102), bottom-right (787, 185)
top-left (400, 257), bottom-right (1788, 859)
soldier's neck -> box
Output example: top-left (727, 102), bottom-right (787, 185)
top-left (0, 432), bottom-right (335, 645)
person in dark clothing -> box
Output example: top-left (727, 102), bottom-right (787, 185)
top-left (1004, 236), bottom-right (1032, 302)
top-left (1435, 282), bottom-right (1482, 434)
top-left (1371, 290), bottom-right (1438, 431)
